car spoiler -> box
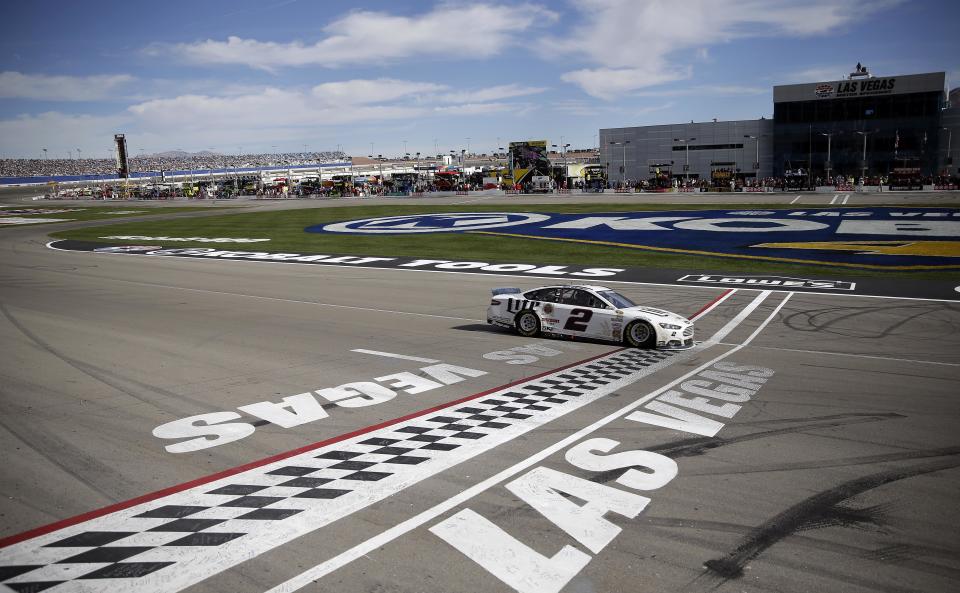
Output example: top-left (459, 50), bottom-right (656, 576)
top-left (491, 287), bottom-right (521, 296)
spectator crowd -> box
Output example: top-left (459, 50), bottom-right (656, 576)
top-left (0, 150), bottom-right (348, 178)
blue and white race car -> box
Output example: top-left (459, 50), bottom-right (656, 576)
top-left (487, 285), bottom-right (694, 349)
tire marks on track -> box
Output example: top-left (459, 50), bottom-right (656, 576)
top-left (702, 451), bottom-right (960, 581)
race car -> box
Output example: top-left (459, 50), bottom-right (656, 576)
top-left (487, 285), bottom-right (694, 349)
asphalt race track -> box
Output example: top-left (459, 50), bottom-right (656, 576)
top-left (1, 188), bottom-right (959, 593)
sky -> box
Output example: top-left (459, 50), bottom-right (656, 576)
top-left (1, 0), bottom-right (957, 159)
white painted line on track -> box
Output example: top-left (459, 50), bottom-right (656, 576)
top-left (842, 194), bottom-right (850, 205)
top-left (351, 349), bottom-right (440, 363)
top-left (829, 194), bottom-right (839, 205)
top-left (790, 195), bottom-right (801, 204)
top-left (688, 288), bottom-right (736, 321)
top-left (740, 292), bottom-right (791, 346)
top-left (266, 293), bottom-right (790, 593)
top-left (703, 290), bottom-right (771, 345)
top-left (44, 241), bottom-right (729, 295)
top-left (46, 242), bottom-right (960, 303)
top-left (719, 341), bottom-right (960, 367)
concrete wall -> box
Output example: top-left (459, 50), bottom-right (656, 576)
top-left (599, 119), bottom-right (775, 185)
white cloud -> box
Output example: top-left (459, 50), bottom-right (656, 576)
top-left (561, 66), bottom-right (692, 101)
top-left (0, 72), bottom-right (134, 101)
top-left (632, 84), bottom-right (768, 98)
top-left (435, 84), bottom-right (547, 104)
top-left (127, 87), bottom-right (427, 131)
top-left (0, 77), bottom-right (542, 155)
top-left (785, 65), bottom-right (856, 83)
top-left (164, 3), bottom-right (558, 70)
top-left (0, 111), bottom-right (130, 157)
top-left (540, 0), bottom-right (902, 99)
top-left (431, 102), bottom-right (517, 115)
top-left (125, 80), bottom-right (542, 131)
top-left (311, 79), bottom-right (446, 105)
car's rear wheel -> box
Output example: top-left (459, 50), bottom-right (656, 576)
top-left (624, 320), bottom-right (654, 348)
top-left (515, 311), bottom-right (541, 337)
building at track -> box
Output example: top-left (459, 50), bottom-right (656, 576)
top-left (600, 68), bottom-right (957, 185)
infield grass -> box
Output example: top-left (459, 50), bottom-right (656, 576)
top-left (48, 202), bottom-right (960, 279)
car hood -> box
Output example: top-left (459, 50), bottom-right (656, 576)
top-left (624, 306), bottom-right (690, 324)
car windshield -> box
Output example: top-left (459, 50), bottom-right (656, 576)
top-left (599, 290), bottom-right (636, 309)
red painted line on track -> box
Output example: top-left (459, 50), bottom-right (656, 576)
top-left (0, 347), bottom-right (625, 549)
top-left (689, 288), bottom-right (735, 320)
top-left (2, 288), bottom-right (726, 550)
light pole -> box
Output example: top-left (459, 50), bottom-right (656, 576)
top-left (943, 127), bottom-right (953, 175)
top-left (818, 133), bottom-right (833, 182)
top-left (609, 140), bottom-right (630, 188)
top-left (402, 140), bottom-right (408, 157)
top-left (856, 131), bottom-right (874, 183)
top-left (551, 140), bottom-right (571, 189)
top-left (499, 146), bottom-right (513, 188)
top-left (466, 137), bottom-right (471, 155)
top-left (743, 134), bottom-right (761, 175)
top-left (378, 155), bottom-right (384, 189)
top-left (674, 137), bottom-right (696, 183)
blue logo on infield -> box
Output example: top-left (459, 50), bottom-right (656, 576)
top-left (317, 212), bottom-right (550, 234)
top-left (306, 208), bottom-right (960, 268)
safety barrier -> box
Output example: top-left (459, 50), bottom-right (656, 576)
top-left (677, 187), bottom-right (696, 192)
top-left (933, 185), bottom-right (959, 190)
top-left (504, 189), bottom-right (520, 195)
top-left (743, 187), bottom-right (766, 192)
top-left (411, 191), bottom-right (424, 197)
top-left (557, 188), bottom-right (571, 194)
top-left (614, 188), bottom-right (632, 193)
top-left (834, 185), bottom-right (854, 191)
top-left (455, 190), bottom-right (469, 195)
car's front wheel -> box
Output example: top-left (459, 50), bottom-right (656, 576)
top-left (624, 320), bottom-right (655, 348)
top-left (515, 311), bottom-right (541, 337)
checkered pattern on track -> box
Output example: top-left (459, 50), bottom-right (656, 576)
top-left (0, 349), bottom-right (673, 593)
